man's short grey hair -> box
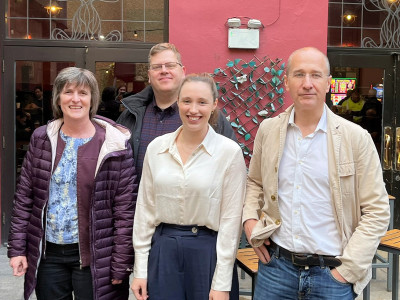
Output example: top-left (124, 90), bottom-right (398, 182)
top-left (286, 47), bottom-right (331, 75)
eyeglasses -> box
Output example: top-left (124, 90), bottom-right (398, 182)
top-left (149, 62), bottom-right (182, 71)
top-left (290, 72), bottom-right (329, 81)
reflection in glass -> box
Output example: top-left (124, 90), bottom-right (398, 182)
top-left (384, 126), bottom-right (393, 170)
top-left (396, 128), bottom-right (400, 171)
top-left (15, 61), bottom-right (75, 178)
top-left (95, 62), bottom-right (149, 121)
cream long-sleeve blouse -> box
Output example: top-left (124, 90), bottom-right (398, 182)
top-left (132, 125), bottom-right (247, 291)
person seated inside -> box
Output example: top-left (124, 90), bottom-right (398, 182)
top-left (24, 86), bottom-right (53, 126)
top-left (16, 109), bottom-right (33, 142)
top-left (97, 86), bottom-right (121, 121)
top-left (361, 88), bottom-right (382, 118)
top-left (337, 89), bottom-right (353, 106)
top-left (332, 89), bottom-right (353, 115)
top-left (361, 89), bottom-right (382, 156)
top-left (341, 89), bottom-right (365, 123)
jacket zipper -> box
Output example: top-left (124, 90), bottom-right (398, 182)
top-left (90, 154), bottom-right (110, 300)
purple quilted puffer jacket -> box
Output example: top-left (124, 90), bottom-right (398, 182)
top-left (7, 117), bottom-right (137, 300)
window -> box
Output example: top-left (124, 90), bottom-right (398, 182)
top-left (6, 0), bottom-right (167, 42)
top-left (328, 0), bottom-right (400, 48)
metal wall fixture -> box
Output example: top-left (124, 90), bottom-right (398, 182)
top-left (226, 17), bottom-right (264, 49)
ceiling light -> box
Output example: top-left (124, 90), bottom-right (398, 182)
top-left (343, 13), bottom-right (356, 24)
top-left (44, 2), bottom-right (63, 15)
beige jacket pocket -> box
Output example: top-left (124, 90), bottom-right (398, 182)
top-left (338, 162), bottom-right (355, 195)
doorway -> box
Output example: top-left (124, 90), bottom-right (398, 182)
top-left (1, 45), bottom-right (150, 243)
top-left (328, 48), bottom-right (400, 227)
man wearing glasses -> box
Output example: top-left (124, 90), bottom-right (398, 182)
top-left (117, 43), bottom-right (235, 180)
top-left (242, 47), bottom-right (390, 299)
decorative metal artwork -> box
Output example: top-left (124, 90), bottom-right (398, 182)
top-left (52, 0), bottom-right (122, 41)
top-left (213, 56), bottom-right (285, 166)
top-left (362, 0), bottom-right (400, 48)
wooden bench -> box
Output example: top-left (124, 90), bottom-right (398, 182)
top-left (236, 248), bottom-right (258, 298)
top-left (364, 195), bottom-right (396, 299)
top-left (376, 229), bottom-right (400, 300)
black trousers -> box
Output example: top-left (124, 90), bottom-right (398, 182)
top-left (147, 223), bottom-right (239, 300)
top-left (36, 242), bottom-right (93, 300)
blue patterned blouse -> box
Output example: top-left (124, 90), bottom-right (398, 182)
top-left (46, 131), bottom-right (92, 244)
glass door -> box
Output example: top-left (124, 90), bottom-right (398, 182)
top-left (1, 45), bottom-right (151, 244)
top-left (1, 46), bottom-right (86, 243)
top-left (328, 49), bottom-right (400, 226)
top-left (87, 47), bottom-right (150, 121)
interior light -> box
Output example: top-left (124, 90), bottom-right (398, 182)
top-left (343, 13), bottom-right (357, 24)
top-left (44, 2), bottom-right (63, 15)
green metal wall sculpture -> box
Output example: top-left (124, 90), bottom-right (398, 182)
top-left (213, 55), bottom-right (286, 166)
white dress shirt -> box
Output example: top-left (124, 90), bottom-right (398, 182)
top-left (272, 107), bottom-right (342, 256)
top-left (133, 125), bottom-right (247, 291)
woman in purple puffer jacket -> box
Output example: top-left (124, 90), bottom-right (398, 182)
top-left (7, 67), bottom-right (137, 300)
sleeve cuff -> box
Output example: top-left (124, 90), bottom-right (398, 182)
top-left (211, 264), bottom-right (234, 291)
top-left (133, 253), bottom-right (149, 279)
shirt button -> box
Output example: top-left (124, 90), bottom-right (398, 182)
top-left (271, 195), bottom-right (276, 201)
top-left (275, 219), bottom-right (281, 225)
top-left (192, 227), bottom-right (198, 233)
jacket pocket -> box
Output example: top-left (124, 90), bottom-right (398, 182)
top-left (338, 162), bottom-right (355, 195)
top-left (339, 162), bottom-right (355, 176)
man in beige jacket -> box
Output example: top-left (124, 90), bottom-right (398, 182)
top-left (242, 47), bottom-right (390, 299)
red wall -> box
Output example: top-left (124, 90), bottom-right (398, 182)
top-left (169, 0), bottom-right (329, 110)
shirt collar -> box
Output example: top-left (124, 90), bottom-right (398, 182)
top-left (288, 106), bottom-right (327, 133)
top-left (151, 98), bottom-right (178, 115)
top-left (158, 124), bottom-right (217, 156)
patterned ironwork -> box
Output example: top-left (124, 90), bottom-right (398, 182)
top-left (213, 56), bottom-right (286, 166)
top-left (52, 0), bottom-right (122, 41)
top-left (362, 0), bottom-right (400, 48)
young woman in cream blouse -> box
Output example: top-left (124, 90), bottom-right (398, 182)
top-left (131, 73), bottom-right (247, 300)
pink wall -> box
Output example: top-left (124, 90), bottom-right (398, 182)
top-left (169, 0), bottom-right (329, 110)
